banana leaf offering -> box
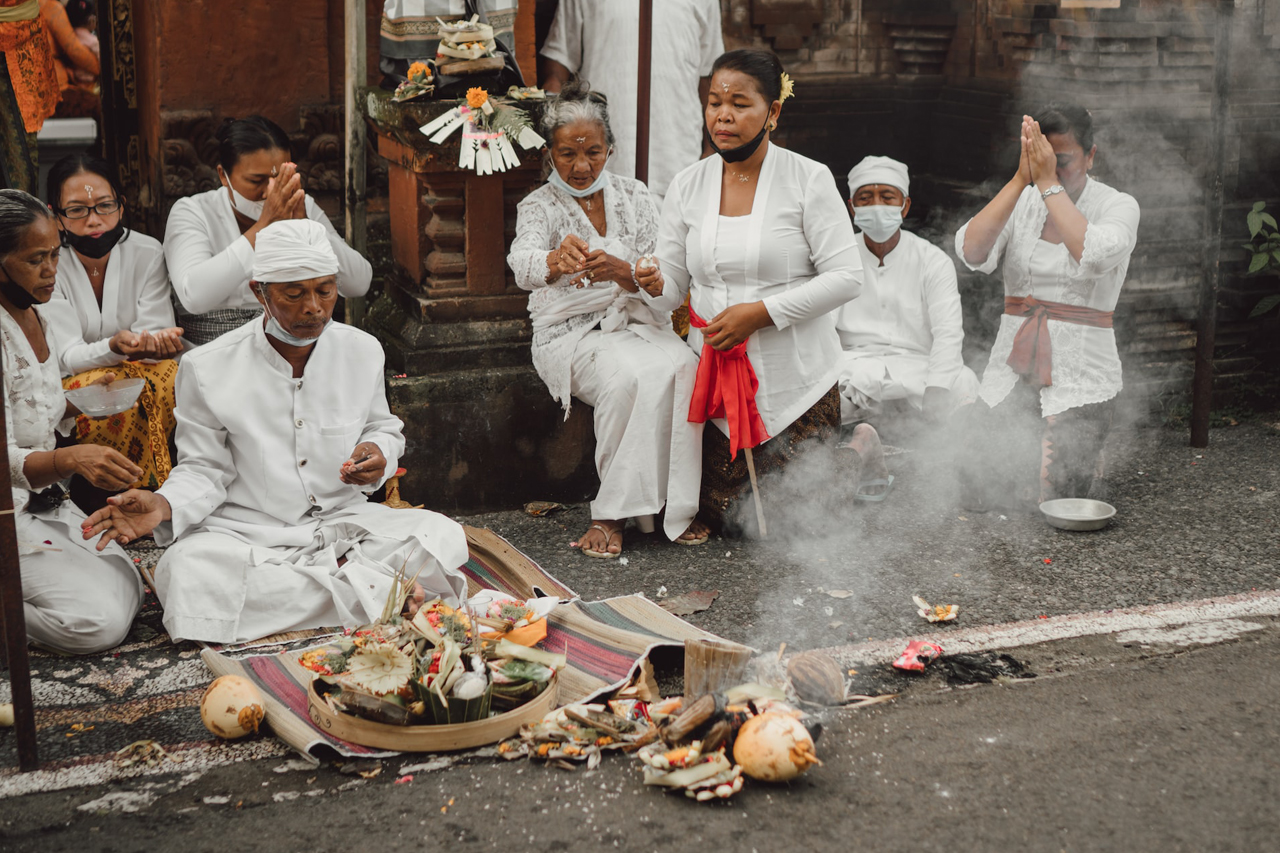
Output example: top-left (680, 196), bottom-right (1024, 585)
top-left (298, 575), bottom-right (564, 728)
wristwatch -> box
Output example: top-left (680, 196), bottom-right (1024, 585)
top-left (1041, 184), bottom-right (1066, 200)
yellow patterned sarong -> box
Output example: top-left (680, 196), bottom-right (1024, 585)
top-left (63, 359), bottom-right (179, 489)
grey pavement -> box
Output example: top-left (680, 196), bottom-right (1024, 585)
top-left (1, 418), bottom-right (1278, 850)
top-left (3, 614), bottom-right (1277, 852)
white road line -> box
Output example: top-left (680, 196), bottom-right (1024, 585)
top-left (815, 588), bottom-right (1280, 666)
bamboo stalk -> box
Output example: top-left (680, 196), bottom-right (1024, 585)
top-left (743, 447), bottom-right (767, 538)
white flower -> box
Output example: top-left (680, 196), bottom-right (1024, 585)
top-left (345, 641), bottom-right (413, 695)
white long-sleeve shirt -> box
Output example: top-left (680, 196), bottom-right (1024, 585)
top-left (507, 172), bottom-right (670, 413)
top-left (836, 230), bottom-right (966, 392)
top-left (155, 319), bottom-right (402, 548)
top-left (540, 0), bottom-right (722, 200)
top-left (42, 232), bottom-right (177, 376)
top-left (163, 188), bottom-right (372, 318)
top-left (954, 177), bottom-right (1140, 416)
top-left (649, 143), bottom-right (863, 437)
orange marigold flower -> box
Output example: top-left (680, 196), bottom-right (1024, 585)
top-left (407, 61), bottom-right (432, 81)
top-left (466, 87), bottom-right (489, 109)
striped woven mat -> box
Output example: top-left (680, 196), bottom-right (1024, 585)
top-left (204, 530), bottom-right (716, 759)
top-left (1, 528), bottom-right (714, 793)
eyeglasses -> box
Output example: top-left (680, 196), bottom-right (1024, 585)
top-left (56, 199), bottom-right (122, 220)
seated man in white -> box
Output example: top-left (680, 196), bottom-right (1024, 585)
top-left (836, 155), bottom-right (979, 425)
top-left (82, 220), bottom-right (468, 644)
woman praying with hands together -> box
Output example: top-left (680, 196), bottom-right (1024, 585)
top-left (163, 115), bottom-right (371, 345)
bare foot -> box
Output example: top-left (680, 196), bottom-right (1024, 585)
top-left (677, 518), bottom-right (711, 545)
top-left (847, 423), bottom-right (890, 497)
top-left (579, 520), bottom-right (623, 558)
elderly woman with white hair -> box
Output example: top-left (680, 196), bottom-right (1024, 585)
top-left (83, 219), bottom-right (469, 643)
top-left (507, 77), bottom-right (708, 559)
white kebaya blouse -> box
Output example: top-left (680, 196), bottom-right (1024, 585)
top-left (648, 143), bottom-right (863, 438)
top-left (43, 232), bottom-right (176, 375)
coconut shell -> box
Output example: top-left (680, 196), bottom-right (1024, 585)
top-left (200, 675), bottom-right (265, 740)
top-left (786, 651), bottom-right (846, 706)
top-left (733, 712), bottom-right (822, 782)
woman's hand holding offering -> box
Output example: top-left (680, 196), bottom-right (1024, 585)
top-left (547, 234), bottom-right (589, 282)
top-left (571, 250), bottom-right (633, 290)
top-left (634, 256), bottom-right (664, 297)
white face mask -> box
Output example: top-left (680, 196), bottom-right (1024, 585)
top-left (256, 285), bottom-right (331, 347)
top-left (853, 203), bottom-right (904, 243)
top-left (547, 152), bottom-right (612, 198)
top-left (220, 169), bottom-right (265, 220)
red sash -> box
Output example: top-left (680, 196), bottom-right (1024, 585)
top-left (1004, 296), bottom-right (1114, 387)
top-left (687, 305), bottom-right (770, 458)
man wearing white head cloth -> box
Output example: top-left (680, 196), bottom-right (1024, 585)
top-left (81, 220), bottom-right (469, 643)
top-left (836, 155), bottom-right (979, 427)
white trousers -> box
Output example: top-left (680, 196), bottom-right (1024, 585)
top-left (20, 509), bottom-right (142, 655)
top-left (569, 327), bottom-right (703, 541)
top-left (837, 350), bottom-right (980, 424)
top-left (155, 507), bottom-right (469, 644)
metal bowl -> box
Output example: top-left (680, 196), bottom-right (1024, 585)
top-left (1039, 498), bottom-right (1116, 531)
top-left (64, 377), bottom-right (145, 418)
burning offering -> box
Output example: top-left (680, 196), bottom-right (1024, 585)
top-left (892, 640), bottom-right (944, 672)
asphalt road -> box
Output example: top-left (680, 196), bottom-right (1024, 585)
top-left (1, 419), bottom-right (1277, 851)
top-left (3, 615), bottom-right (1277, 852)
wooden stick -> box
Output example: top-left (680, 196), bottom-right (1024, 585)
top-left (0, 352), bottom-right (38, 770)
top-left (743, 447), bottom-right (767, 538)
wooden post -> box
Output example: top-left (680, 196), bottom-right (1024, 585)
top-left (0, 357), bottom-right (38, 771)
top-left (1189, 0), bottom-right (1234, 448)
top-left (636, 0), bottom-right (653, 183)
top-left (344, 0), bottom-right (369, 328)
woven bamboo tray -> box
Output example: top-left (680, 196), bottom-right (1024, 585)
top-left (305, 675), bottom-right (558, 751)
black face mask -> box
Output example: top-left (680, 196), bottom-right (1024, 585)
top-left (0, 263), bottom-right (39, 310)
top-left (708, 119), bottom-right (770, 164)
top-left (61, 222), bottom-right (126, 259)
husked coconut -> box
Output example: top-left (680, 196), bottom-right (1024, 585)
top-left (200, 676), bottom-right (265, 739)
top-left (786, 651), bottom-right (846, 706)
top-left (732, 711), bottom-right (821, 782)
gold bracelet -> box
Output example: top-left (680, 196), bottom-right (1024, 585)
top-left (53, 447), bottom-right (67, 479)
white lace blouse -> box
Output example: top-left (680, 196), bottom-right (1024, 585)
top-left (954, 178), bottom-right (1140, 417)
top-left (508, 173), bottom-right (670, 412)
top-left (2, 309), bottom-right (68, 513)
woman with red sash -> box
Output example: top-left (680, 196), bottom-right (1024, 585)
top-left (639, 50), bottom-right (871, 535)
top-left (956, 105), bottom-right (1140, 505)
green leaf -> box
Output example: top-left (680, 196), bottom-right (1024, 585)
top-left (1252, 201), bottom-right (1266, 213)
top-left (1249, 294), bottom-right (1280, 318)
top-left (1248, 252), bottom-right (1270, 273)
top-left (1263, 213), bottom-right (1279, 231)
top-left (1271, 249), bottom-right (1280, 265)
top-left (1248, 210), bottom-right (1262, 238)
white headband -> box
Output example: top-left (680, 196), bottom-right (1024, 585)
top-left (252, 219), bottom-right (339, 283)
top-left (847, 155), bottom-right (910, 199)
